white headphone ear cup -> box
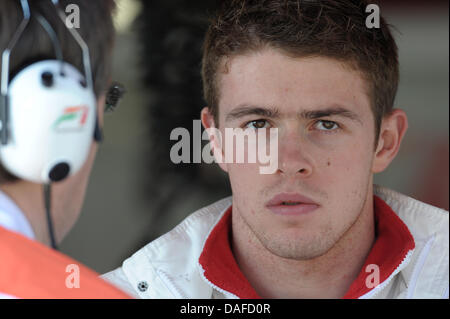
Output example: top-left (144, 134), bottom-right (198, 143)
top-left (0, 60), bottom-right (96, 183)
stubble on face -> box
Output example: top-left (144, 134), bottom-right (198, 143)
top-left (232, 170), bottom-right (372, 262)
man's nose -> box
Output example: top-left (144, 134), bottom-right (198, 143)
top-left (276, 127), bottom-right (313, 177)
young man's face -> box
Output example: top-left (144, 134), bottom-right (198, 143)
top-left (206, 49), bottom-right (382, 260)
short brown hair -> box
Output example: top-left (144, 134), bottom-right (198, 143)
top-left (201, 0), bottom-right (399, 137)
top-left (0, 0), bottom-right (116, 183)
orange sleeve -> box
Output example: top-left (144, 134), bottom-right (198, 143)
top-left (0, 226), bottom-right (131, 299)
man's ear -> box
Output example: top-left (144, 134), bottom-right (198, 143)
top-left (200, 107), bottom-right (228, 172)
top-left (97, 94), bottom-right (106, 125)
top-left (94, 95), bottom-right (106, 143)
top-left (372, 109), bottom-right (409, 173)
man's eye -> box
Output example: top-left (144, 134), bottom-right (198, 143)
top-left (315, 120), bottom-right (339, 131)
top-left (245, 119), bottom-right (270, 129)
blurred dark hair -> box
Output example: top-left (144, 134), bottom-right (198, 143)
top-left (0, 0), bottom-right (116, 183)
top-left (202, 0), bottom-right (399, 141)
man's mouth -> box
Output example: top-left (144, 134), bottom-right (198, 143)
top-left (266, 193), bottom-right (319, 216)
top-left (281, 201), bottom-right (302, 206)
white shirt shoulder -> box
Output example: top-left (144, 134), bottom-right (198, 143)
top-left (0, 190), bottom-right (35, 240)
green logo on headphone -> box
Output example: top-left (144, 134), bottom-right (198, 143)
top-left (53, 106), bottom-right (89, 132)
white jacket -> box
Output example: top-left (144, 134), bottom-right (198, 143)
top-left (102, 185), bottom-right (449, 299)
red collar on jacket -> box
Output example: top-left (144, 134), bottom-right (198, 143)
top-left (198, 195), bottom-right (415, 299)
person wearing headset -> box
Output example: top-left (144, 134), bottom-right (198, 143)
top-left (0, 0), bottom-right (128, 298)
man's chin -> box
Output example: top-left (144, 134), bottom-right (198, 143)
top-left (260, 234), bottom-right (335, 261)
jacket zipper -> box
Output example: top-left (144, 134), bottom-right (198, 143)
top-left (197, 263), bottom-right (239, 299)
top-left (406, 235), bottom-right (435, 298)
top-left (156, 269), bottom-right (189, 299)
top-left (359, 248), bottom-right (415, 299)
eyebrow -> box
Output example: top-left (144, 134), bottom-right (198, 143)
top-left (300, 107), bottom-right (362, 124)
top-left (225, 105), bottom-right (362, 124)
top-left (225, 106), bottom-right (280, 122)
